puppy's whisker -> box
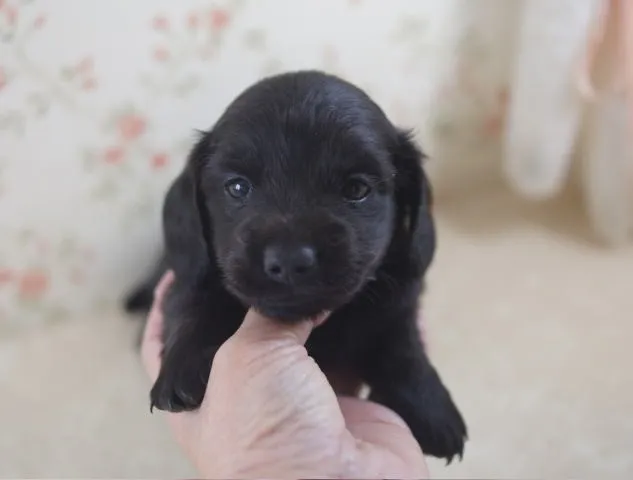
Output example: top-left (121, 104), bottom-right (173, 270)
top-left (378, 270), bottom-right (401, 295)
top-left (365, 288), bottom-right (380, 306)
top-left (234, 234), bottom-right (248, 247)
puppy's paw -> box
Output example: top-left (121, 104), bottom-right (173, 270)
top-left (410, 383), bottom-right (467, 464)
top-left (149, 348), bottom-right (217, 413)
top-left (149, 368), bottom-right (206, 413)
top-left (370, 371), bottom-right (467, 464)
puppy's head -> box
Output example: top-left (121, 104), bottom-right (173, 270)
top-left (189, 71), bottom-right (432, 321)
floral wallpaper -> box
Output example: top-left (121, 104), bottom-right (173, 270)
top-left (0, 0), bottom-right (515, 336)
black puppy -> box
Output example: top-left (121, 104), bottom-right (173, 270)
top-left (125, 70), bottom-right (467, 462)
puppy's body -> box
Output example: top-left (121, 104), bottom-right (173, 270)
top-left (126, 71), bottom-right (467, 462)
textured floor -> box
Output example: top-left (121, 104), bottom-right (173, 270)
top-left (1, 186), bottom-right (632, 478)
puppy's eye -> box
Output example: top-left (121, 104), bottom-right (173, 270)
top-left (342, 177), bottom-right (372, 202)
top-left (225, 178), bottom-right (252, 199)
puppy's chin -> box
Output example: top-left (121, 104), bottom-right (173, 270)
top-left (253, 302), bottom-right (329, 324)
top-left (224, 282), bottom-right (361, 323)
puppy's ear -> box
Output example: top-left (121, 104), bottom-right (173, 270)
top-left (187, 131), bottom-right (216, 257)
top-left (391, 129), bottom-right (436, 275)
top-left (163, 130), bottom-right (216, 278)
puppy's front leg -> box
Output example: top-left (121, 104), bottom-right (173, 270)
top-left (150, 337), bottom-right (217, 413)
top-left (149, 287), bottom-right (234, 413)
top-left (362, 316), bottom-right (468, 463)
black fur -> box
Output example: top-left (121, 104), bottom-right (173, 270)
top-left (124, 70), bottom-right (467, 462)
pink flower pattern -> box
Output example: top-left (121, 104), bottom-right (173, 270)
top-left (152, 14), bottom-right (169, 31)
top-left (208, 8), bottom-right (230, 29)
top-left (18, 270), bottom-right (49, 299)
top-left (151, 153), bottom-right (169, 170)
top-left (0, 67), bottom-right (6, 91)
top-left (103, 146), bottom-right (125, 165)
top-left (117, 114), bottom-right (147, 141)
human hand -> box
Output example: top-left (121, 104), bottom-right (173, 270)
top-left (142, 271), bottom-right (429, 479)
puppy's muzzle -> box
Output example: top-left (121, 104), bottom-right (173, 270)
top-left (223, 211), bottom-right (364, 320)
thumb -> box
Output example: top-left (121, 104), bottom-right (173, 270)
top-left (232, 308), bottom-right (329, 347)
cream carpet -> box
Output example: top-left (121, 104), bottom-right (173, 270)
top-left (1, 186), bottom-right (632, 478)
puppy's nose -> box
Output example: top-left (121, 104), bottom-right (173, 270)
top-left (263, 244), bottom-right (317, 284)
